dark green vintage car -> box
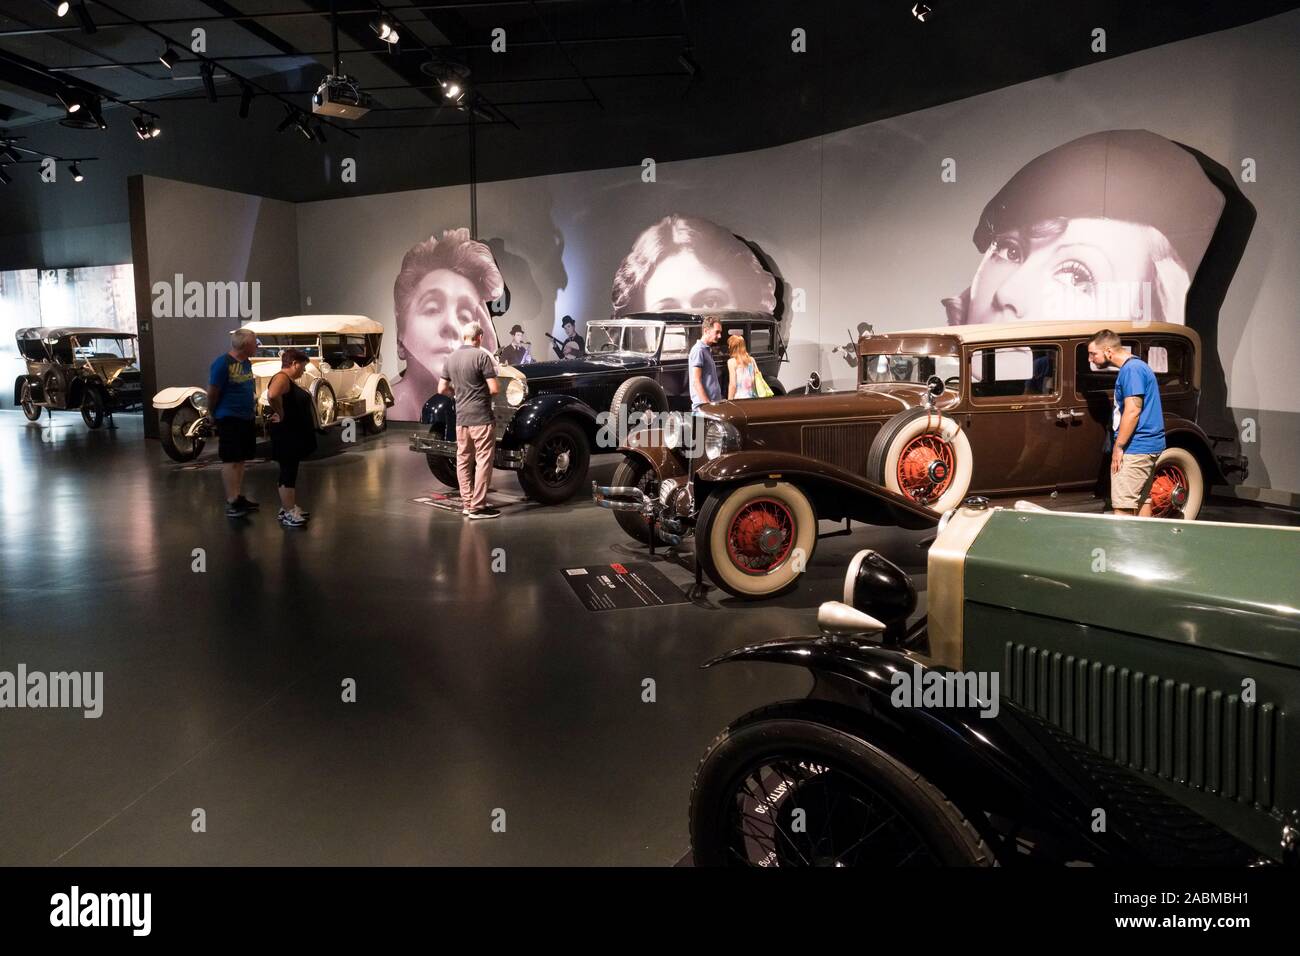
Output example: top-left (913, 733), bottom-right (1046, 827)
top-left (690, 501), bottom-right (1300, 866)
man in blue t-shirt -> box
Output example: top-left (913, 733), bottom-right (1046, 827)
top-left (1086, 329), bottom-right (1166, 517)
top-left (207, 329), bottom-right (260, 518)
top-left (689, 316), bottom-right (723, 410)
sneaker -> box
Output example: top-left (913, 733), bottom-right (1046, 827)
top-left (234, 495), bottom-right (260, 512)
top-left (294, 506), bottom-right (310, 519)
top-left (278, 510), bottom-right (307, 528)
top-left (468, 506), bottom-right (502, 520)
top-left (225, 500), bottom-right (249, 518)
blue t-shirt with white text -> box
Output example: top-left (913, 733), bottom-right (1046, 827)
top-left (208, 354), bottom-right (255, 420)
top-left (1112, 357), bottom-right (1165, 454)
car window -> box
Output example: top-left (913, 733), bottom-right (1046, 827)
top-left (661, 325), bottom-right (695, 360)
top-left (1075, 340), bottom-right (1143, 396)
top-left (17, 340), bottom-right (47, 361)
top-left (48, 339), bottom-right (74, 364)
top-left (1145, 338), bottom-right (1191, 391)
top-left (750, 326), bottom-right (771, 353)
top-left (970, 346), bottom-right (1058, 401)
top-left (321, 334), bottom-right (355, 369)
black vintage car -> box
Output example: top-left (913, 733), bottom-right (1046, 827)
top-left (410, 310), bottom-right (787, 504)
top-left (14, 326), bottom-right (143, 428)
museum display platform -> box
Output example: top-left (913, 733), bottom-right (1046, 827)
top-left (2, 411), bottom-right (1294, 866)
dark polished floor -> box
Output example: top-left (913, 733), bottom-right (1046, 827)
top-left (1, 411), bottom-right (1295, 865)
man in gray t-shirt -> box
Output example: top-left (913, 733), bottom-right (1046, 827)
top-left (438, 323), bottom-right (501, 518)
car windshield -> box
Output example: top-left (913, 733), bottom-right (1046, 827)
top-left (254, 334), bottom-right (320, 359)
top-left (73, 337), bottom-right (136, 362)
top-left (861, 352), bottom-right (961, 385)
top-left (585, 323), bottom-right (661, 356)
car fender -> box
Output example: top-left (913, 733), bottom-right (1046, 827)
top-left (1164, 416), bottom-right (1228, 484)
top-left (152, 386), bottom-right (205, 410)
top-left (707, 637), bottom-right (1264, 865)
top-left (13, 374), bottom-right (38, 404)
top-left (420, 393), bottom-right (456, 434)
top-left (618, 443), bottom-right (690, 480)
top-left (356, 372), bottom-right (391, 411)
top-left (503, 393), bottom-right (599, 448)
top-left (694, 450), bottom-right (939, 530)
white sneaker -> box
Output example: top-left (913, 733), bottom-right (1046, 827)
top-left (279, 509), bottom-right (307, 528)
top-left (291, 506), bottom-right (310, 521)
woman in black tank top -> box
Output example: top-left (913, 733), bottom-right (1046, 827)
top-left (267, 349), bottom-right (318, 527)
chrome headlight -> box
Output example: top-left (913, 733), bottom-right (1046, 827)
top-left (662, 411), bottom-right (686, 450)
top-left (506, 376), bottom-right (529, 407)
top-left (704, 419), bottom-right (740, 460)
top-left (191, 390), bottom-right (209, 412)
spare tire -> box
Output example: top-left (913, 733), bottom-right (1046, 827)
top-left (867, 407), bottom-right (972, 511)
top-left (609, 376), bottom-right (668, 428)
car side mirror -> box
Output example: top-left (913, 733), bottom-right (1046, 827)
top-left (926, 374), bottom-right (944, 397)
top-left (808, 371), bottom-right (821, 393)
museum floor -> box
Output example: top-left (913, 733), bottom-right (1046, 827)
top-left (2, 411), bottom-right (1295, 866)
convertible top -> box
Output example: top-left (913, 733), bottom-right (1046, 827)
top-left (235, 315), bottom-right (383, 336)
top-left (16, 326), bottom-right (135, 341)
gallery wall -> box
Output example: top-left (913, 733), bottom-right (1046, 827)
top-left (129, 175), bottom-right (301, 437)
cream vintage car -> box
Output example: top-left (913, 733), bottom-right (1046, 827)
top-left (151, 315), bottom-right (393, 462)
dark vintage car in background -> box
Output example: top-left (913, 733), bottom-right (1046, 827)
top-left (595, 319), bottom-right (1249, 598)
top-left (412, 310), bottom-right (787, 504)
top-left (689, 500), bottom-right (1300, 866)
top-left (14, 326), bottom-right (143, 428)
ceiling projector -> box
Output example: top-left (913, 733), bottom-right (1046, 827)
top-left (312, 75), bottom-right (373, 119)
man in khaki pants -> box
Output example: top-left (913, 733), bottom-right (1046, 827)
top-left (438, 322), bottom-right (501, 519)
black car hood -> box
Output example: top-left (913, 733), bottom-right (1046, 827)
top-left (518, 355), bottom-right (655, 380)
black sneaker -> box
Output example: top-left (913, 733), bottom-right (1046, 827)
top-left (234, 495), bottom-right (260, 511)
top-left (225, 499), bottom-right (249, 518)
top-left (468, 506), bottom-right (502, 520)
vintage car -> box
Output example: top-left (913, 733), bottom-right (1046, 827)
top-left (595, 319), bottom-right (1249, 598)
top-left (14, 326), bottom-right (143, 428)
top-left (411, 310), bottom-right (787, 504)
top-left (151, 315), bottom-right (392, 462)
top-left (689, 501), bottom-right (1300, 866)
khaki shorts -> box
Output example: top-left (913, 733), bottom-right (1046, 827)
top-left (1112, 452), bottom-right (1160, 510)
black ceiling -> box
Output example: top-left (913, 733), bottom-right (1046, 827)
top-left (0, 0), bottom-right (1297, 226)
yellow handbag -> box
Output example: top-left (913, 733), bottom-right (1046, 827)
top-left (754, 367), bottom-right (774, 398)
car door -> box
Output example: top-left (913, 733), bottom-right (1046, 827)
top-left (659, 322), bottom-right (698, 409)
top-left (960, 342), bottom-right (1066, 494)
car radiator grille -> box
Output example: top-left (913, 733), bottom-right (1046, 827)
top-left (800, 423), bottom-right (878, 475)
top-left (1003, 642), bottom-right (1282, 811)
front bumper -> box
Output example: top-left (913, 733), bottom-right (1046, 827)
top-left (409, 432), bottom-right (525, 470)
top-left (591, 480), bottom-right (694, 545)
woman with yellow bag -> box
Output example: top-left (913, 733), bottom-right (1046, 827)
top-left (727, 334), bottom-right (774, 399)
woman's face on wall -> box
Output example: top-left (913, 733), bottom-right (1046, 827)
top-left (642, 250), bottom-right (737, 312)
top-left (399, 267), bottom-right (496, 378)
top-left (967, 218), bottom-right (1160, 325)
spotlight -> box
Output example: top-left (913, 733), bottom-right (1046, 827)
top-left (911, 3), bottom-right (932, 22)
top-left (46, 1), bottom-right (70, 17)
top-left (70, 162), bottom-right (84, 182)
top-left (72, 3), bottom-right (96, 34)
top-left (56, 89), bottom-right (81, 114)
top-left (238, 84), bottom-right (254, 119)
top-left (441, 79), bottom-right (464, 103)
top-left (371, 16), bottom-right (399, 45)
top-left (159, 46), bottom-right (180, 70)
top-left (132, 114), bottom-right (160, 140)
top-left (295, 113), bottom-right (314, 140)
top-left (59, 94), bottom-right (105, 129)
top-left (200, 61), bottom-right (217, 103)
top-left (0, 167), bottom-right (11, 186)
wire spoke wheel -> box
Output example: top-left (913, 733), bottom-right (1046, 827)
top-left (1149, 462), bottom-right (1189, 517)
top-left (725, 497), bottom-right (794, 573)
top-left (539, 433), bottom-right (576, 486)
top-left (895, 433), bottom-right (955, 504)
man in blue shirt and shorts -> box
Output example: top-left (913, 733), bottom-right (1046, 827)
top-left (689, 315), bottom-right (723, 411)
top-left (1087, 329), bottom-right (1166, 517)
top-left (208, 329), bottom-right (260, 518)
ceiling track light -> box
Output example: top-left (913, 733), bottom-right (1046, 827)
top-left (912, 3), bottom-right (933, 22)
top-left (295, 114), bottom-right (314, 140)
top-left (58, 93), bottom-right (104, 130)
top-left (132, 113), bottom-right (160, 140)
top-left (370, 15), bottom-right (399, 46)
top-left (159, 46), bottom-right (180, 70)
top-left (69, 162), bottom-right (84, 182)
top-left (46, 1), bottom-right (71, 17)
top-left (56, 89), bottom-right (81, 114)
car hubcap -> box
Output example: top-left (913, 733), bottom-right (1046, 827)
top-left (540, 437), bottom-right (575, 485)
top-left (726, 498), bottom-right (795, 573)
top-left (725, 758), bottom-right (936, 867)
top-left (897, 434), bottom-right (955, 504)
top-left (1149, 464), bottom-right (1189, 516)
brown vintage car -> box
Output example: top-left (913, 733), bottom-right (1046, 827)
top-left (593, 320), bottom-right (1248, 599)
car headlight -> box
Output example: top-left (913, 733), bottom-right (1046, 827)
top-left (191, 391), bottom-right (209, 412)
top-left (506, 377), bottom-right (529, 407)
top-left (662, 411), bottom-right (686, 450)
top-left (704, 419), bottom-right (740, 460)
